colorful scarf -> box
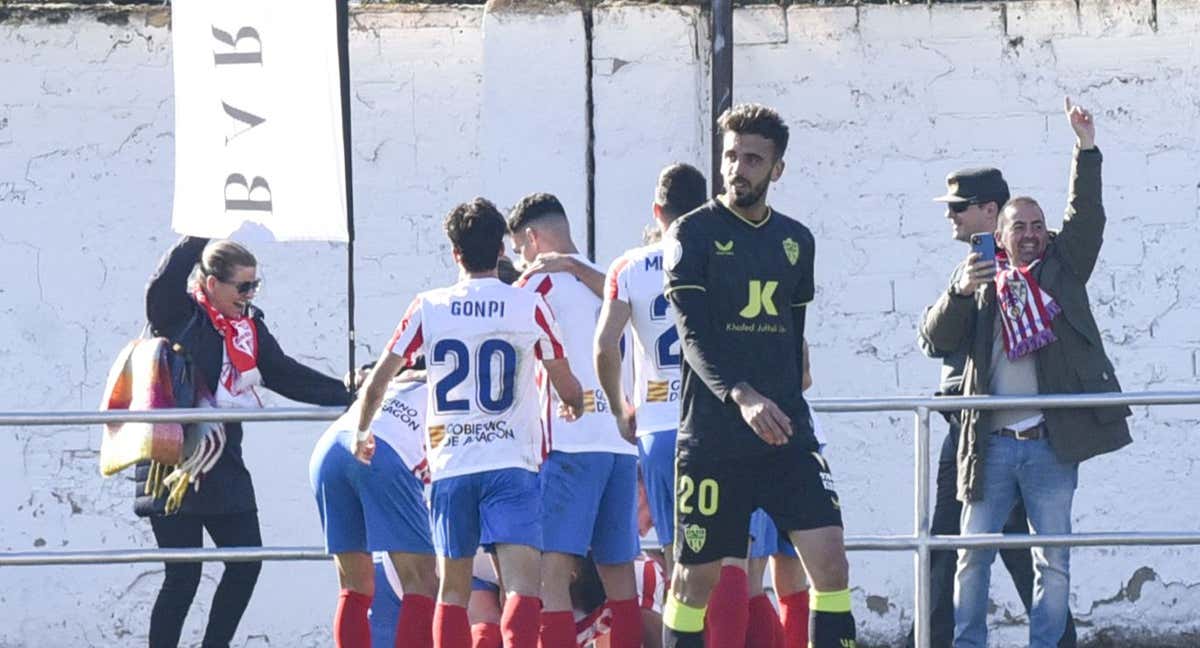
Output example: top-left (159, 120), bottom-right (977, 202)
top-left (994, 250), bottom-right (1061, 360)
top-left (192, 287), bottom-right (261, 395)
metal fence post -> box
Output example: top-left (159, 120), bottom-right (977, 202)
top-left (914, 406), bottom-right (932, 648)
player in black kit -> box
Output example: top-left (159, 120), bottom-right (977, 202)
top-left (661, 104), bottom-right (857, 648)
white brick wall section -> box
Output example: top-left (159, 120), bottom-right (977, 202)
top-left (1, 3), bottom-right (1199, 646)
top-left (481, 3), bottom-right (589, 236)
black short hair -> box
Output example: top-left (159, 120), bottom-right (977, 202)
top-left (444, 197), bottom-right (506, 273)
top-left (717, 103), bottom-right (790, 158)
top-left (655, 163), bottom-right (708, 219)
top-left (507, 192), bottom-right (567, 234)
top-left (496, 256), bottom-right (521, 285)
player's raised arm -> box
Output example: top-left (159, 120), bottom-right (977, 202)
top-left (595, 258), bottom-right (637, 442)
top-left (520, 251), bottom-right (606, 298)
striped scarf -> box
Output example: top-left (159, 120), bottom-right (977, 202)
top-left (192, 287), bottom-right (261, 395)
top-left (994, 250), bottom-right (1061, 360)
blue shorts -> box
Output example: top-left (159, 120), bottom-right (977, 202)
top-left (472, 577), bottom-right (500, 594)
top-left (540, 451), bottom-right (639, 565)
top-left (637, 429), bottom-right (677, 548)
top-left (309, 430), bottom-right (434, 555)
top-left (429, 468), bottom-right (541, 558)
top-left (370, 561), bottom-right (403, 648)
top-left (749, 509), bottom-right (798, 559)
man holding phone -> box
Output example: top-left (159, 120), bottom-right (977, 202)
top-left (913, 169), bottom-right (1076, 648)
top-left (921, 99), bottom-right (1131, 648)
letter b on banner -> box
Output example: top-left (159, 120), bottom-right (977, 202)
top-left (224, 174), bottom-right (273, 212)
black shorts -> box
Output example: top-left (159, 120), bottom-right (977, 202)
top-left (673, 446), bottom-right (843, 565)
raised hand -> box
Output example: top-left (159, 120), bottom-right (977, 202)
top-left (1064, 97), bottom-right (1096, 150)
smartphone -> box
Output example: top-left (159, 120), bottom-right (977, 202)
top-left (970, 232), bottom-right (996, 262)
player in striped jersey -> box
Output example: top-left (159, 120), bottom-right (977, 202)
top-left (572, 553), bottom-right (666, 648)
top-left (354, 198), bottom-right (585, 648)
top-left (309, 368), bottom-right (438, 648)
top-left (594, 163), bottom-right (709, 580)
top-left (353, 258), bottom-right (523, 648)
top-left (507, 193), bottom-right (643, 648)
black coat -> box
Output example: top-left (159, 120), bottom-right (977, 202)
top-left (134, 236), bottom-right (351, 517)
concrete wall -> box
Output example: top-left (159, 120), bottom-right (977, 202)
top-left (1, 2), bottom-right (1198, 645)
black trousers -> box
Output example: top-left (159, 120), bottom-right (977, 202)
top-left (907, 426), bottom-right (1077, 648)
top-left (148, 511), bottom-right (263, 648)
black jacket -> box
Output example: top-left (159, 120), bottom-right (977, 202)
top-left (134, 236), bottom-right (351, 517)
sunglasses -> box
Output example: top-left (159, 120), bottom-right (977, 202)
top-left (948, 201), bottom-right (976, 214)
top-left (219, 277), bottom-right (262, 295)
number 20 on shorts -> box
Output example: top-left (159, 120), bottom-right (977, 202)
top-left (678, 476), bottom-right (719, 516)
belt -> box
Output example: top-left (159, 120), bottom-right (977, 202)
top-left (992, 421), bottom-right (1046, 440)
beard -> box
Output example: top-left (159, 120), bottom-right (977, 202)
top-left (726, 174), bottom-right (771, 208)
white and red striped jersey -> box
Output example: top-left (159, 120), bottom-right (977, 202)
top-left (387, 277), bottom-right (566, 481)
top-left (331, 379), bottom-right (430, 483)
top-left (574, 553), bottom-right (664, 646)
top-left (605, 243), bottom-right (681, 437)
top-left (518, 256), bottom-right (636, 456)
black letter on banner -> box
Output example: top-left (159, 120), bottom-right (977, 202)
top-left (222, 102), bottom-right (265, 145)
top-left (212, 26), bottom-right (263, 66)
top-left (224, 174), bottom-right (273, 213)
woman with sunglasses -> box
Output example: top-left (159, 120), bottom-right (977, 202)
top-left (138, 235), bottom-right (352, 648)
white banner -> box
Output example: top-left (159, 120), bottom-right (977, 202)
top-left (170, 0), bottom-right (348, 242)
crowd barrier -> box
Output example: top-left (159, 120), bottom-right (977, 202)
top-left (4, 390), bottom-right (1199, 648)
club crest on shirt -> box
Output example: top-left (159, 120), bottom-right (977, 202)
top-left (684, 524), bottom-right (707, 553)
top-left (782, 237), bottom-right (799, 266)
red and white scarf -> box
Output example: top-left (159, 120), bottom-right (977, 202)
top-left (192, 288), bottom-right (262, 398)
top-left (994, 250), bottom-right (1061, 360)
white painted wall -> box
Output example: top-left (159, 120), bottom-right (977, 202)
top-left (1, 2), bottom-right (1198, 646)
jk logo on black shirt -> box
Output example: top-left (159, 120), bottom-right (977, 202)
top-left (739, 280), bottom-right (779, 318)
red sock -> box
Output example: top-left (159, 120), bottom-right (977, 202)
top-left (705, 565), bottom-right (749, 648)
top-left (537, 609), bottom-right (575, 648)
top-left (396, 594), bottom-right (435, 648)
top-left (747, 594), bottom-right (782, 648)
top-left (606, 598), bottom-right (643, 648)
top-left (777, 591), bottom-right (810, 648)
top-left (471, 622), bottom-right (502, 648)
top-left (334, 589), bottom-right (373, 648)
top-left (503, 594), bottom-right (542, 648)
top-left (434, 603), bottom-right (471, 648)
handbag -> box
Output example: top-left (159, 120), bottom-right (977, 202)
top-left (98, 338), bottom-right (185, 475)
top-left (100, 313), bottom-right (227, 514)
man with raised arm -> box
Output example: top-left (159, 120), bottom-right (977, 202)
top-left (921, 100), bottom-right (1132, 648)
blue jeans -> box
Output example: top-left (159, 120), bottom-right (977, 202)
top-left (954, 435), bottom-right (1078, 648)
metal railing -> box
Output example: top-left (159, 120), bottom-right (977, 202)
top-left (4, 390), bottom-right (1200, 648)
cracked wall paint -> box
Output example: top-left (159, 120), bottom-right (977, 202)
top-left (1, 3), bottom-right (1198, 646)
